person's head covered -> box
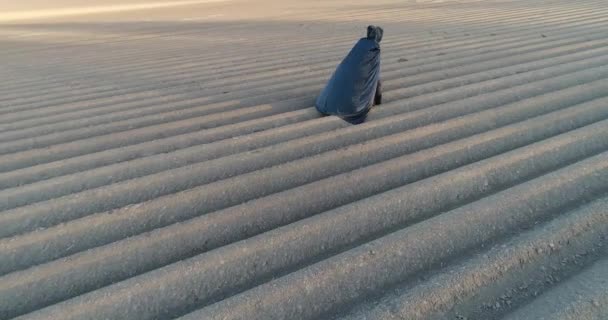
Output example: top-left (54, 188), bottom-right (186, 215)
top-left (366, 25), bottom-right (383, 43)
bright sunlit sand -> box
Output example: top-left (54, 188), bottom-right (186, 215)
top-left (0, 0), bottom-right (232, 22)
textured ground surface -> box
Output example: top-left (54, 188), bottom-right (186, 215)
top-left (1, 0), bottom-right (608, 319)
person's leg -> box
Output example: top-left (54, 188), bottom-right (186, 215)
top-left (374, 79), bottom-right (382, 106)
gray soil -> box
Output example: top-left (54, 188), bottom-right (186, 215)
top-left (0, 0), bottom-right (607, 319)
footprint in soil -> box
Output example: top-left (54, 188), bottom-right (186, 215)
top-left (398, 58), bottom-right (409, 62)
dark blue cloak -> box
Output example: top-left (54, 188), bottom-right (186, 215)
top-left (315, 26), bottom-right (383, 122)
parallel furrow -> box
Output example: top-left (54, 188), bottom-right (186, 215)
top-left (1, 5), bottom-right (605, 116)
top-left (2, 1), bottom-right (607, 319)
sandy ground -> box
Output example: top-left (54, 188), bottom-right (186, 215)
top-left (0, 0), bottom-right (607, 319)
top-left (0, 0), bottom-right (492, 23)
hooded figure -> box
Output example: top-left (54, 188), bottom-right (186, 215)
top-left (315, 25), bottom-right (383, 124)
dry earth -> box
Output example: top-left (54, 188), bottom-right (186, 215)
top-left (0, 0), bottom-right (607, 319)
